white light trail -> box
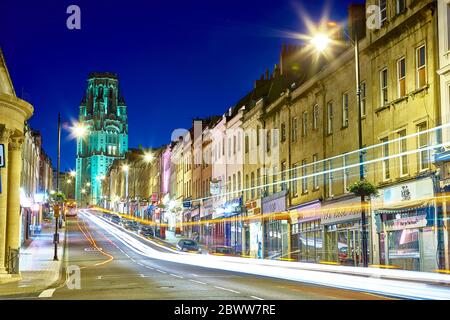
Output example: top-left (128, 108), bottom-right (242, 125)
top-left (81, 210), bottom-right (450, 300)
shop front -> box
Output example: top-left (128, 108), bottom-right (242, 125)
top-left (289, 200), bottom-right (322, 262)
top-left (262, 190), bottom-right (289, 259)
top-left (375, 177), bottom-right (439, 272)
top-left (191, 206), bottom-right (200, 241)
top-left (224, 197), bottom-right (243, 253)
top-left (200, 198), bottom-right (214, 246)
top-left (321, 195), bottom-right (367, 266)
top-left (245, 198), bottom-right (262, 258)
top-left (211, 204), bottom-right (225, 246)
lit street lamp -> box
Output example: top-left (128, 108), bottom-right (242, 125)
top-left (311, 26), bottom-right (369, 267)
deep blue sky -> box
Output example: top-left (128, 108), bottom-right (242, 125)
top-left (1, 0), bottom-right (359, 171)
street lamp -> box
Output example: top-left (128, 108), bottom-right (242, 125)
top-left (122, 165), bottom-right (129, 215)
top-left (311, 28), bottom-right (369, 267)
top-left (144, 152), bottom-right (154, 163)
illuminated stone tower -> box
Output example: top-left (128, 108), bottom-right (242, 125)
top-left (75, 73), bottom-right (128, 206)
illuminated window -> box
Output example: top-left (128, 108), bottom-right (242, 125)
top-left (397, 57), bottom-right (406, 98)
top-left (416, 45), bottom-right (427, 88)
top-left (380, 68), bottom-right (388, 106)
top-left (327, 102), bottom-right (333, 134)
top-left (381, 137), bottom-right (390, 180)
top-left (398, 130), bottom-right (408, 176)
top-left (342, 93), bottom-right (349, 128)
top-left (417, 122), bottom-right (429, 171)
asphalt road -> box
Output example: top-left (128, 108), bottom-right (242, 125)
top-left (8, 212), bottom-right (392, 300)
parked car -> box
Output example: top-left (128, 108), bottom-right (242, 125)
top-left (111, 215), bottom-right (121, 225)
top-left (139, 225), bottom-right (154, 238)
top-left (176, 239), bottom-right (201, 253)
top-left (208, 245), bottom-right (237, 256)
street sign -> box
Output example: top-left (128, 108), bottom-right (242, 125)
top-left (0, 144), bottom-right (5, 168)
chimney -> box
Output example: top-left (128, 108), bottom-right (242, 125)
top-left (348, 3), bottom-right (366, 41)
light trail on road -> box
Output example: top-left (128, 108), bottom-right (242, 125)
top-left (79, 210), bottom-right (450, 300)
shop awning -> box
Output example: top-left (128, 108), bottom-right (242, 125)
top-left (376, 200), bottom-right (432, 214)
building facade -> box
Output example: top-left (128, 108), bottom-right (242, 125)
top-left (76, 72), bottom-right (128, 206)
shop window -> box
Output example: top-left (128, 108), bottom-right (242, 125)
top-left (416, 45), bottom-right (427, 89)
top-left (397, 57), bottom-right (406, 98)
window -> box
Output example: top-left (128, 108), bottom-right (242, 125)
top-left (266, 130), bottom-right (271, 152)
top-left (327, 102), bottom-right (333, 134)
top-left (251, 172), bottom-right (255, 199)
top-left (396, 0), bottom-right (406, 14)
top-left (343, 154), bottom-right (350, 192)
top-left (381, 137), bottom-right (390, 180)
top-left (228, 138), bottom-right (232, 157)
top-left (245, 135), bottom-right (249, 153)
top-left (313, 104), bottom-right (319, 130)
top-left (256, 126), bottom-right (260, 146)
top-left (416, 45), bottom-right (427, 88)
top-left (281, 123), bottom-right (286, 142)
top-left (237, 171), bottom-right (241, 194)
top-left (233, 174), bottom-right (236, 195)
top-left (342, 93), bottom-right (349, 127)
top-left (327, 160), bottom-right (333, 197)
top-left (237, 132), bottom-right (241, 152)
top-left (245, 174), bottom-right (249, 199)
top-left (398, 130), bottom-right (408, 176)
top-left (397, 58), bottom-right (406, 98)
top-left (281, 161), bottom-right (287, 191)
top-left (272, 166), bottom-right (278, 194)
top-left (273, 128), bottom-right (278, 147)
top-left (292, 117), bottom-right (298, 142)
top-left (380, 68), bottom-right (388, 106)
top-left (380, 0), bottom-right (387, 24)
top-left (360, 82), bottom-right (366, 117)
top-left (291, 164), bottom-right (298, 197)
top-left (417, 122), bottom-right (429, 171)
top-left (302, 112), bottom-right (308, 137)
top-left (256, 169), bottom-right (261, 197)
top-left (313, 154), bottom-right (319, 190)
top-left (233, 136), bottom-right (236, 154)
top-left (301, 160), bottom-right (308, 194)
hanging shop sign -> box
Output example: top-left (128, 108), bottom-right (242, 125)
top-left (246, 199), bottom-right (261, 216)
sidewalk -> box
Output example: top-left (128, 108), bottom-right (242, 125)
top-left (0, 219), bottom-right (66, 296)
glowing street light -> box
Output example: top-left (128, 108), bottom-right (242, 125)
top-left (72, 122), bottom-right (88, 138)
top-left (311, 33), bottom-right (331, 52)
top-left (69, 170), bottom-right (76, 177)
top-left (122, 164), bottom-right (129, 172)
top-left (144, 153), bottom-right (154, 163)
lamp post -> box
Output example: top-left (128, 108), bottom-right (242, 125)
top-left (311, 29), bottom-right (369, 267)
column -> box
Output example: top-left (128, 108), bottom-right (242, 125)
top-left (5, 136), bottom-right (24, 255)
top-left (0, 128), bottom-right (12, 273)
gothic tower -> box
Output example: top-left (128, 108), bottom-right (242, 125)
top-left (75, 72), bottom-right (128, 206)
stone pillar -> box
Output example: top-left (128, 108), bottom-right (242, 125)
top-left (5, 136), bottom-right (24, 254)
top-left (0, 128), bottom-right (12, 273)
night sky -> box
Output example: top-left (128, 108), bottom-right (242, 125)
top-left (0, 0), bottom-right (361, 171)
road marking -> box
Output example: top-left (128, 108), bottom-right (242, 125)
top-left (145, 266), bottom-right (154, 270)
top-left (170, 274), bottom-right (184, 279)
top-left (156, 269), bottom-right (167, 274)
top-left (140, 274), bottom-right (150, 278)
top-left (38, 289), bottom-right (56, 298)
top-left (250, 295), bottom-right (264, 300)
top-left (191, 274), bottom-right (199, 277)
top-left (214, 286), bottom-right (240, 294)
top-left (189, 279), bottom-right (206, 285)
top-left (97, 276), bottom-right (102, 280)
top-left (137, 262), bottom-right (144, 266)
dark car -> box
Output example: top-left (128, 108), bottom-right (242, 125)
top-left (111, 215), bottom-right (121, 225)
top-left (123, 220), bottom-right (139, 231)
top-left (208, 245), bottom-right (236, 256)
top-left (176, 239), bottom-right (201, 253)
top-left (139, 225), bottom-right (154, 238)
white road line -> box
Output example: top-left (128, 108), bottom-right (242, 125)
top-left (156, 269), bottom-right (167, 274)
top-left (189, 279), bottom-right (206, 285)
top-left (137, 263), bottom-right (144, 266)
top-left (145, 266), bottom-right (154, 270)
top-left (214, 286), bottom-right (240, 294)
top-left (38, 289), bottom-right (56, 298)
top-left (191, 274), bottom-right (199, 277)
top-left (170, 274), bottom-right (184, 279)
top-left (250, 295), bottom-right (264, 300)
